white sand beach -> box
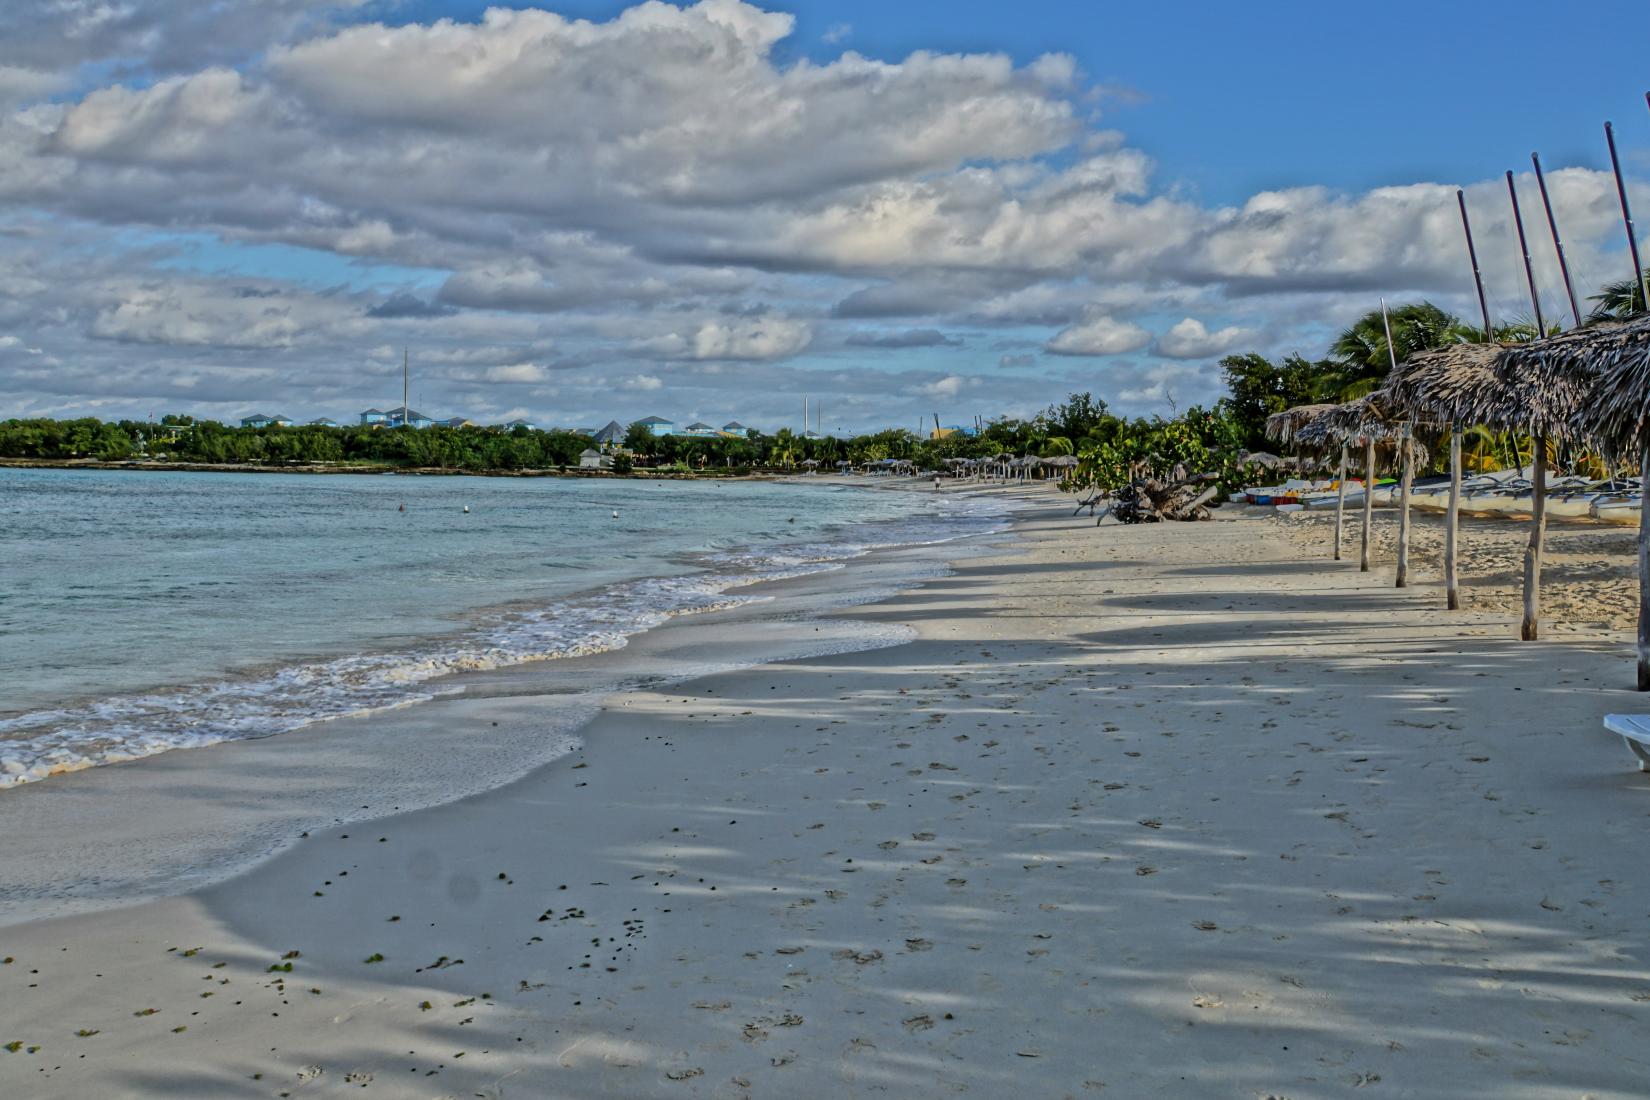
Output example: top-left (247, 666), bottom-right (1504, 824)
top-left (3, 489), bottom-right (1649, 1099)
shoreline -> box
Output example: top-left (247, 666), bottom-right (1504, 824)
top-left (0, 457), bottom-right (921, 481)
top-left (0, 481), bottom-right (1032, 923)
top-left (4, 495), bottom-right (1649, 1097)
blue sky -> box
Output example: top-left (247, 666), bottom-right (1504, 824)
top-left (0, 0), bottom-right (1646, 430)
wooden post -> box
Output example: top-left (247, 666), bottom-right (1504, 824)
top-left (1396, 427), bottom-right (1414, 588)
top-left (1639, 440), bottom-right (1650, 690)
top-left (1360, 437), bottom-right (1375, 572)
top-left (1333, 443), bottom-right (1348, 561)
top-left (1446, 426), bottom-right (1462, 610)
top-left (1521, 434), bottom-right (1547, 641)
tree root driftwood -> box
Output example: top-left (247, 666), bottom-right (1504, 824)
top-left (1110, 475), bottom-right (1222, 524)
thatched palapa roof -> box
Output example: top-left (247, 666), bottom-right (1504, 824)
top-left (1382, 325), bottom-right (1625, 442)
top-left (1263, 403), bottom-right (1338, 446)
top-left (1291, 395), bottom-right (1427, 467)
top-left (1515, 315), bottom-right (1650, 457)
top-left (1296, 394), bottom-right (1405, 446)
top-left (1380, 342), bottom-right (1504, 428)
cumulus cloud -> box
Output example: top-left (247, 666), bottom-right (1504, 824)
top-left (845, 328), bottom-right (960, 349)
top-left (366, 292), bottom-right (454, 319)
top-left (999, 353), bottom-right (1036, 368)
top-left (913, 375), bottom-right (967, 398)
top-left (638, 318), bottom-right (813, 362)
top-left (0, 1), bottom-right (366, 77)
top-left (482, 363), bottom-right (547, 384)
top-left (1045, 315), bottom-right (1152, 357)
top-left (1156, 317), bottom-right (1255, 359)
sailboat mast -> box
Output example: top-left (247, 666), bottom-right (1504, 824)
top-left (1456, 191), bottom-right (1493, 339)
top-left (403, 348), bottom-right (409, 423)
top-left (1505, 171), bottom-right (1545, 334)
top-left (1531, 153), bottom-right (1583, 327)
top-left (1604, 121), bottom-right (1646, 314)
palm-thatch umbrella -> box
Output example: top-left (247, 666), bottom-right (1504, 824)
top-left (1544, 315), bottom-right (1650, 683)
top-left (1263, 403), bottom-right (1340, 448)
top-left (1382, 340), bottom-right (1507, 610)
top-left (1296, 395), bottom-right (1416, 575)
top-left (1397, 331), bottom-right (1605, 641)
top-left (1267, 403), bottom-right (1354, 558)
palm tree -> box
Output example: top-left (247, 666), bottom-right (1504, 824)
top-left (1331, 302), bottom-right (1466, 370)
top-left (1587, 268), bottom-right (1650, 322)
top-left (1324, 302), bottom-right (1468, 401)
top-left (1039, 435), bottom-right (1074, 458)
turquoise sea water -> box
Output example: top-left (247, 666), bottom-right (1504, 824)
top-left (0, 469), bottom-right (1005, 786)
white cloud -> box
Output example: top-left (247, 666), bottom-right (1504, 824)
top-left (1156, 317), bottom-right (1255, 359)
top-left (1045, 315), bottom-right (1152, 357)
top-left (483, 363), bottom-right (546, 384)
top-left (915, 375), bottom-right (966, 398)
top-left (637, 318), bottom-right (813, 362)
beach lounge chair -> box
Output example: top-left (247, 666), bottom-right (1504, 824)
top-left (1602, 715), bottom-right (1650, 771)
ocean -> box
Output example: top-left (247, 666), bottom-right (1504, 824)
top-left (0, 468), bottom-right (1007, 789)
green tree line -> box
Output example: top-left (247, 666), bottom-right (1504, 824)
top-left (9, 274), bottom-right (1641, 483)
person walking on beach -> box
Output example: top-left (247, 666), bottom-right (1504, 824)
top-left (933, 475), bottom-right (942, 491)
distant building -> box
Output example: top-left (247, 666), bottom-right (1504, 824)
top-left (308, 417), bottom-right (340, 428)
top-left (382, 406), bottom-right (434, 429)
top-left (722, 421), bottom-right (751, 437)
top-left (436, 416), bottom-right (472, 429)
top-left (636, 416), bottom-right (675, 437)
top-left (502, 418), bottom-right (537, 432)
top-left (578, 448), bottom-right (613, 470)
top-left (592, 420), bottom-right (627, 446)
top-left (240, 413), bottom-right (293, 428)
top-left (359, 408), bottom-right (388, 425)
top-left (681, 421), bottom-right (720, 437)
top-left (930, 425), bottom-right (978, 440)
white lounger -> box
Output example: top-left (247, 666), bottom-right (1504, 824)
top-left (1603, 714), bottom-right (1650, 771)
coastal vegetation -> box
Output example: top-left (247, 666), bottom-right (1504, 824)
top-left (7, 290), bottom-right (1638, 485)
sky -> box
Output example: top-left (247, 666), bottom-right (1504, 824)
top-left (0, 0), bottom-right (1646, 434)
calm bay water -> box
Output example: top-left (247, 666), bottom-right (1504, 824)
top-left (0, 468), bottom-right (1005, 786)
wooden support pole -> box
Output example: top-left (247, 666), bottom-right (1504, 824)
top-left (1521, 435), bottom-right (1547, 641)
top-left (1446, 426), bottom-right (1462, 610)
top-left (1333, 443), bottom-right (1348, 561)
top-left (1396, 427), bottom-right (1414, 588)
top-left (1360, 437), bottom-right (1375, 572)
top-left (1639, 440), bottom-right (1650, 690)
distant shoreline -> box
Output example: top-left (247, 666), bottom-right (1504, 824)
top-left (0, 457), bottom-right (816, 480)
